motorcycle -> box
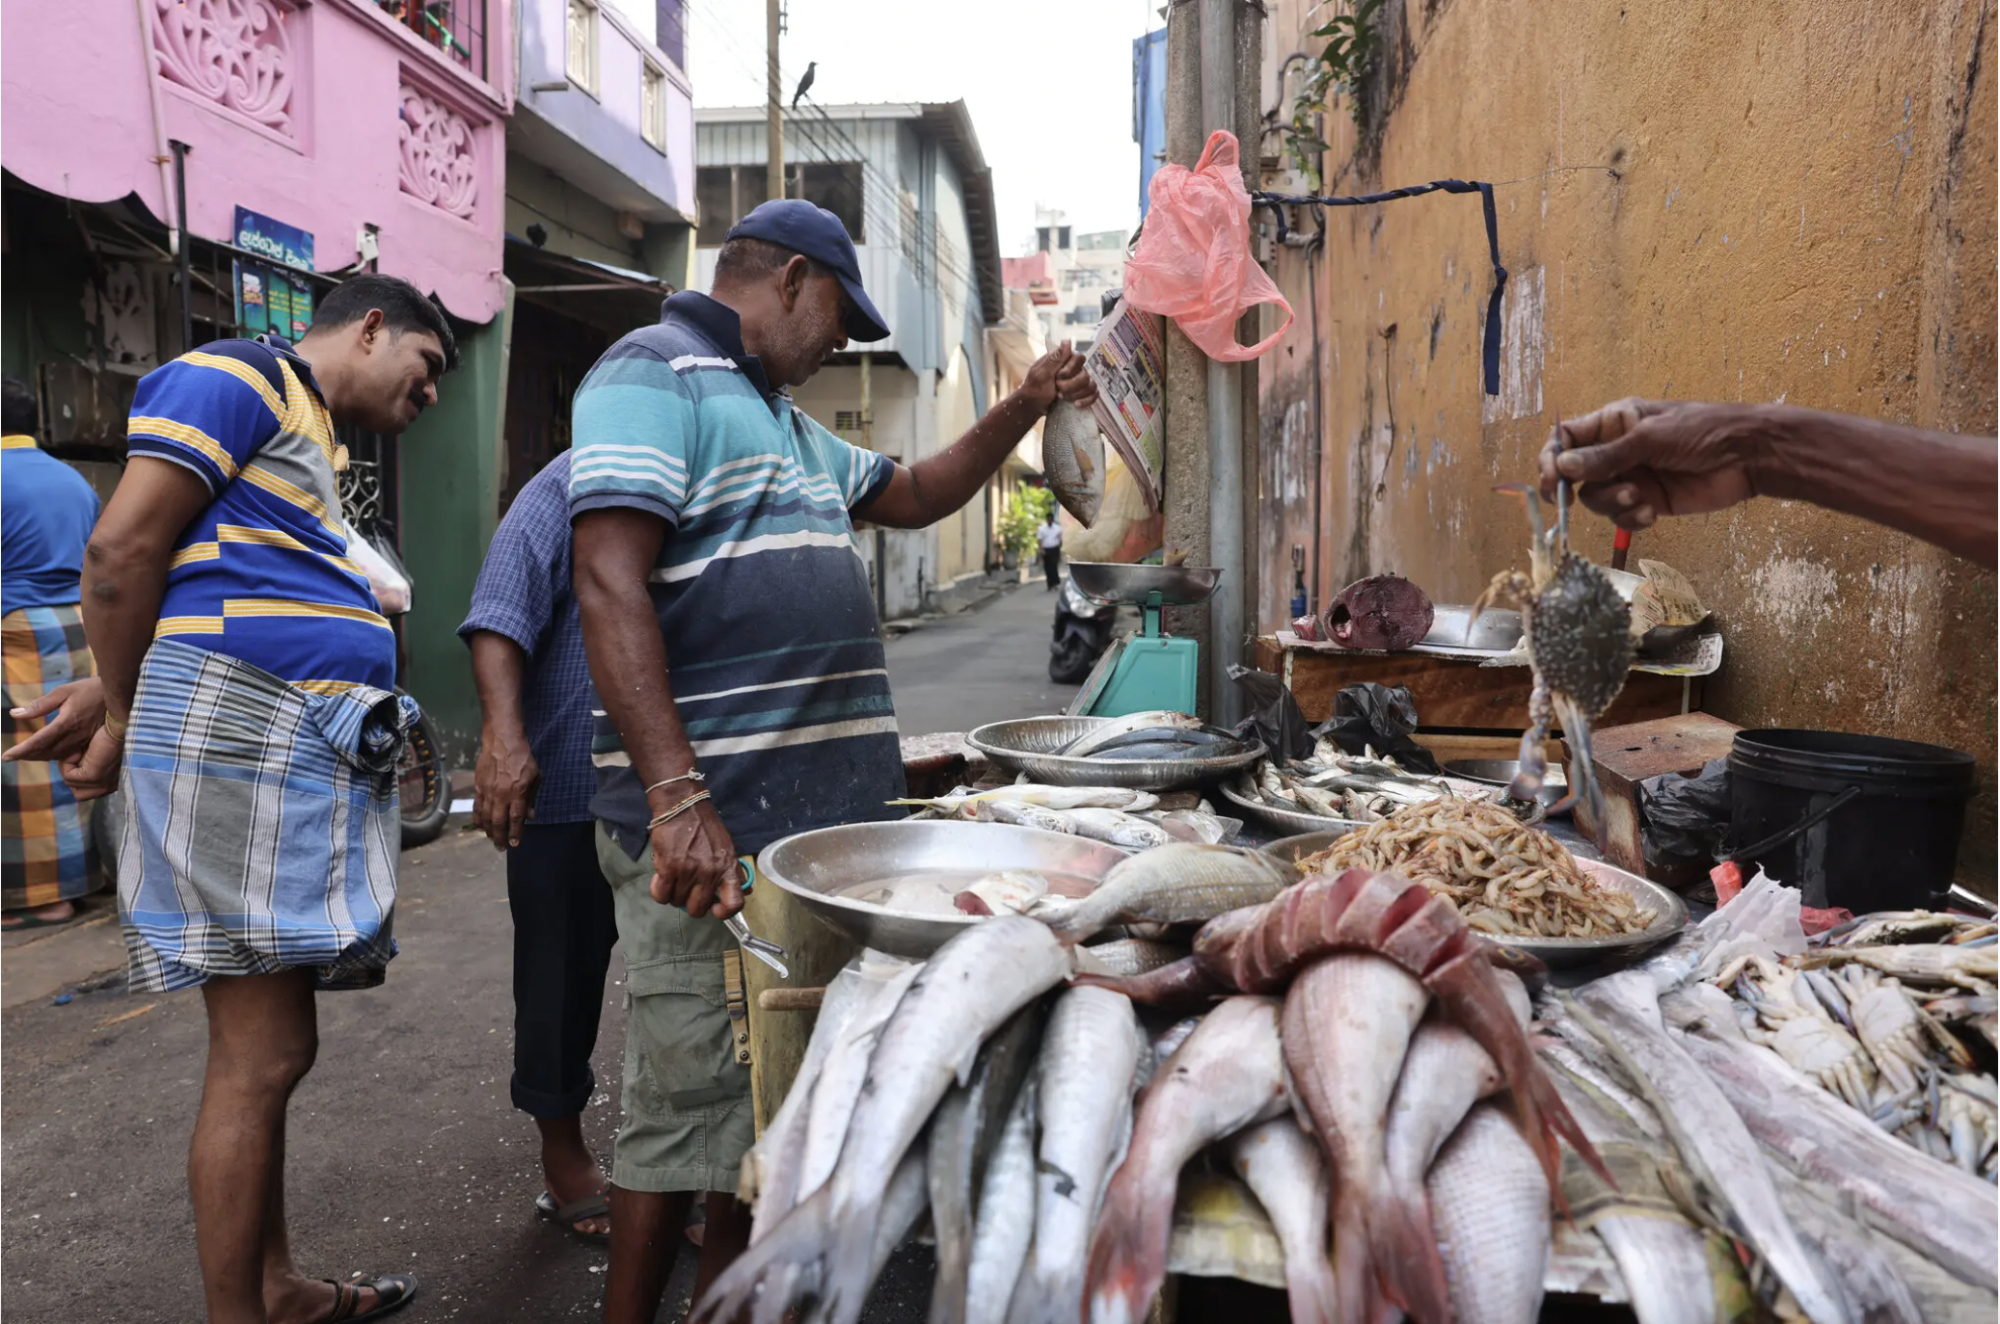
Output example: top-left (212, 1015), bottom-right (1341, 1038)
top-left (1049, 575), bottom-right (1114, 684)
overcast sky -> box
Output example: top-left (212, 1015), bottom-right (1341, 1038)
top-left (677, 0), bottom-right (1158, 252)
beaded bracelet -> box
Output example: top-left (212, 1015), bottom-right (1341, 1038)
top-left (647, 789), bottom-right (712, 830)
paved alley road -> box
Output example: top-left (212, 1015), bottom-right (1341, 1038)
top-left (1, 580), bottom-right (1084, 1323)
top-left (882, 577), bottom-right (1084, 738)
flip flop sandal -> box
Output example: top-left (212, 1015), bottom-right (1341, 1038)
top-left (1, 910), bottom-right (78, 931)
top-left (536, 1189), bottom-right (612, 1244)
top-left (315, 1272), bottom-right (417, 1323)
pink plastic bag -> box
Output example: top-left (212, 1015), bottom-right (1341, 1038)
top-left (1124, 130), bottom-right (1293, 362)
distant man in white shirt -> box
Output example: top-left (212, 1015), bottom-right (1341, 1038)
top-left (1037, 513), bottom-right (1064, 589)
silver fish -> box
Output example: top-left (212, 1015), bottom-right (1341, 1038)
top-left (1148, 808), bottom-right (1242, 845)
top-left (1062, 711), bottom-right (1203, 758)
top-left (1545, 1055), bottom-right (1719, 1324)
top-left (1426, 1106), bottom-right (1551, 1324)
top-left (698, 918), bottom-right (1072, 1324)
top-left (1034, 844), bottom-right (1295, 943)
top-left (928, 1002), bottom-right (1046, 1324)
top-left (1674, 1016), bottom-right (1998, 1291)
top-left (891, 785), bottom-right (1161, 815)
top-left (749, 962), bottom-right (881, 1240)
top-left (1086, 996), bottom-right (1288, 1324)
top-left (1573, 971), bottom-right (1853, 1324)
top-left (1041, 398), bottom-right (1104, 525)
top-left (1073, 938), bottom-right (1188, 981)
top-left (1374, 972), bottom-right (1531, 1323)
top-left (967, 1081), bottom-right (1039, 1324)
top-left (1009, 985), bottom-right (1148, 1324)
top-left (868, 1149), bottom-right (933, 1296)
top-left (1060, 808), bottom-right (1174, 851)
top-left (982, 801), bottom-right (1077, 835)
top-left (1228, 1118), bottom-right (1337, 1324)
top-left (793, 962), bottom-right (925, 1211)
top-left (1280, 953), bottom-right (1431, 1324)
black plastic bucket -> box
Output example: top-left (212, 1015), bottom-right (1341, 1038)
top-left (1728, 729), bottom-right (1975, 912)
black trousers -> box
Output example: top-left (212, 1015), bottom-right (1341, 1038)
top-left (506, 820), bottom-right (619, 1119)
top-left (1043, 547), bottom-right (1062, 587)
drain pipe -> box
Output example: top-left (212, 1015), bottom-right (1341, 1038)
top-left (1200, 0), bottom-right (1244, 726)
top-left (134, 0), bottom-right (179, 259)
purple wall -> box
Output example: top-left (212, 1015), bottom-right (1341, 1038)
top-left (2, 0), bottom-right (514, 323)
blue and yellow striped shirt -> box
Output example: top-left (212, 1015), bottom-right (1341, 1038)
top-left (126, 338), bottom-right (394, 693)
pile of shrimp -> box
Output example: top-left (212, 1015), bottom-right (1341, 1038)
top-left (1298, 798), bottom-right (1656, 938)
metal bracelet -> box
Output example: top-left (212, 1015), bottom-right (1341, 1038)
top-left (646, 789), bottom-right (712, 830)
top-left (644, 770), bottom-right (706, 795)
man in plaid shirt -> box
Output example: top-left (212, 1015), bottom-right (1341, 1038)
top-left (459, 448), bottom-right (617, 1243)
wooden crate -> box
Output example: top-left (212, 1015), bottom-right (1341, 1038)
top-left (1251, 636), bottom-right (1698, 731)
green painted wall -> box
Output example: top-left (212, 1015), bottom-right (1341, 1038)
top-left (397, 280), bottom-right (514, 765)
top-left (505, 155), bottom-right (641, 269)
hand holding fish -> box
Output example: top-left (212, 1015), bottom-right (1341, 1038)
top-left (1020, 344), bottom-right (1100, 413)
top-left (649, 795), bottom-right (743, 919)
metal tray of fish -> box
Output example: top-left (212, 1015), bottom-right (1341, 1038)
top-left (967, 717), bottom-right (1265, 791)
top-left (1254, 830), bottom-right (1688, 968)
top-left (1217, 778), bottom-right (1365, 838)
top-left (756, 819), bottom-right (1128, 959)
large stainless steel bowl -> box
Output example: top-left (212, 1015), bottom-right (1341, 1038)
top-left (1256, 831), bottom-right (1687, 969)
top-left (756, 820), bottom-right (1128, 959)
top-left (1069, 562), bottom-right (1222, 606)
top-left (1218, 779), bottom-right (1364, 837)
top-left (968, 717), bottom-right (1264, 791)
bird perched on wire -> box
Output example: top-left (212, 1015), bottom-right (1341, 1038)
top-left (790, 61), bottom-right (816, 108)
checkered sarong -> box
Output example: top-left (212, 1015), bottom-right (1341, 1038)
top-left (2, 606), bottom-right (101, 909)
top-left (118, 639), bottom-right (420, 993)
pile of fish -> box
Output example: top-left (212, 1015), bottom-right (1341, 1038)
top-left (701, 842), bottom-right (1604, 1324)
top-left (1236, 741), bottom-right (1483, 824)
top-left (893, 782), bottom-right (1243, 850)
top-left (1701, 908), bottom-right (1997, 1179)
top-left (1056, 710), bottom-right (1261, 764)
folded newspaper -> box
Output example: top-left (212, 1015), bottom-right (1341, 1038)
top-left (1081, 298), bottom-right (1165, 511)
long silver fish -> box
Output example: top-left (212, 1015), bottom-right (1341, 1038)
top-left (1674, 1015), bottom-right (1998, 1291)
top-left (967, 1082), bottom-right (1039, 1324)
top-left (1280, 953), bottom-right (1431, 1324)
top-left (1086, 996), bottom-right (1289, 1324)
top-left (928, 1001), bottom-right (1047, 1324)
top-left (1544, 1058), bottom-right (1720, 1324)
top-left (1073, 938), bottom-right (1188, 981)
top-left (1228, 1118), bottom-right (1337, 1324)
top-left (750, 962), bottom-right (888, 1240)
top-left (1062, 711), bottom-right (1203, 758)
top-left (1034, 844), bottom-right (1295, 943)
top-left (1425, 1106), bottom-right (1551, 1324)
top-left (1374, 972), bottom-right (1531, 1324)
top-left (793, 961), bottom-right (925, 1210)
top-left (868, 1149), bottom-right (933, 1295)
top-left (891, 785), bottom-right (1161, 815)
top-left (697, 918), bottom-right (1072, 1324)
top-left (1573, 971), bottom-right (1853, 1324)
top-left (1009, 985), bottom-right (1149, 1324)
top-left (1060, 808), bottom-right (1174, 851)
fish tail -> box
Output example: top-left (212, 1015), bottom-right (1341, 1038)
top-left (1367, 1179), bottom-right (1453, 1324)
top-left (813, 1199), bottom-right (885, 1324)
top-left (1281, 1244), bottom-right (1341, 1324)
top-left (1511, 1065), bottom-right (1612, 1198)
top-left (928, 1191), bottom-right (974, 1324)
top-left (1330, 1179), bottom-right (1378, 1324)
top-left (1083, 1169), bottom-right (1174, 1324)
top-left (692, 1187), bottom-right (833, 1324)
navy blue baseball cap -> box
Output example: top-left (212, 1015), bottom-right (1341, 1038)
top-left (725, 199), bottom-right (891, 343)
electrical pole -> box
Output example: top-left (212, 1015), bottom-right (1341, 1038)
top-left (766, 0), bottom-right (785, 202)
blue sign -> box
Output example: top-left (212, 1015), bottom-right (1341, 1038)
top-left (233, 206), bottom-right (315, 271)
top-left (1133, 30), bottom-right (1168, 223)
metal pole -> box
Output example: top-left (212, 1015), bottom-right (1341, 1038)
top-left (170, 139), bottom-right (193, 353)
top-left (765, 0), bottom-right (785, 202)
top-left (1199, 0), bottom-right (1243, 726)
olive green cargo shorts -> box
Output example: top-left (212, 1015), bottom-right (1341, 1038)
top-left (596, 824), bottom-right (753, 1193)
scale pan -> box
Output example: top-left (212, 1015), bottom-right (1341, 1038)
top-left (1069, 562), bottom-right (1222, 606)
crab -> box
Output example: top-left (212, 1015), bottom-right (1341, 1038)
top-left (1473, 483), bottom-right (1635, 822)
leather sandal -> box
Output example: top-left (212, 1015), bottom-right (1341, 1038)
top-left (315, 1272), bottom-right (417, 1322)
top-left (536, 1189), bottom-right (612, 1245)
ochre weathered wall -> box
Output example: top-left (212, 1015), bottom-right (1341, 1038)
top-left (1257, 0), bottom-right (1997, 883)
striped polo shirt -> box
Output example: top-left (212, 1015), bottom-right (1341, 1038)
top-left (126, 338), bottom-right (394, 693)
top-left (570, 291), bottom-right (904, 858)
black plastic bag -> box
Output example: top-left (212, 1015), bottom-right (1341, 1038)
top-left (1228, 664), bottom-right (1315, 762)
top-left (1640, 759), bottom-right (1731, 867)
top-left (1308, 682), bottom-right (1441, 773)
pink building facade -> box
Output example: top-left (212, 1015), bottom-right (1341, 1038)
top-left (3, 0), bottom-right (513, 324)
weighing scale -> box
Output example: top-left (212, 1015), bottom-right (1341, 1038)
top-left (1065, 562), bottom-right (1222, 718)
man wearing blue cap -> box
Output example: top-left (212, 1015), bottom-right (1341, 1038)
top-left (567, 199), bottom-right (1097, 1321)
